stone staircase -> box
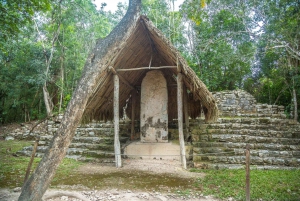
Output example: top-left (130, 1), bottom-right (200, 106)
top-left (192, 90), bottom-right (300, 169)
top-left (17, 119), bottom-right (131, 162)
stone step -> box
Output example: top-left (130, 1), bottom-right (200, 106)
top-left (39, 136), bottom-right (129, 146)
top-left (72, 137), bottom-right (114, 144)
top-left (124, 142), bottom-right (181, 160)
top-left (194, 162), bottom-right (300, 170)
top-left (17, 144), bottom-right (115, 156)
top-left (193, 128), bottom-right (297, 138)
top-left (193, 155), bottom-right (300, 166)
top-left (69, 143), bottom-right (114, 151)
top-left (195, 134), bottom-right (300, 144)
top-left (193, 142), bottom-right (300, 151)
top-left (47, 127), bottom-right (129, 138)
top-left (216, 117), bottom-right (296, 124)
top-left (194, 147), bottom-right (299, 158)
top-left (199, 123), bottom-right (297, 131)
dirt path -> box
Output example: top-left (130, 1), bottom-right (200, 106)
top-left (0, 159), bottom-right (223, 201)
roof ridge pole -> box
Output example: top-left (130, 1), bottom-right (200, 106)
top-left (177, 72), bottom-right (187, 169)
top-left (114, 74), bottom-right (122, 168)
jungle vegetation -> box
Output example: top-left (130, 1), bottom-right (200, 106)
top-left (0, 0), bottom-right (299, 123)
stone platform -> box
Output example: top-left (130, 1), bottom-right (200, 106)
top-left (124, 141), bottom-right (181, 160)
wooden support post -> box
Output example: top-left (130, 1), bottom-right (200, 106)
top-left (131, 90), bottom-right (136, 140)
top-left (114, 74), bottom-right (122, 168)
top-left (183, 85), bottom-right (189, 140)
top-left (177, 73), bottom-right (187, 169)
top-left (109, 66), bottom-right (135, 90)
top-left (245, 144), bottom-right (250, 201)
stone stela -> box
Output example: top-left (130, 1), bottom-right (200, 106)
top-left (140, 70), bottom-right (168, 143)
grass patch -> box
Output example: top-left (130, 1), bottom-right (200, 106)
top-left (0, 140), bottom-right (84, 189)
top-left (191, 168), bottom-right (300, 201)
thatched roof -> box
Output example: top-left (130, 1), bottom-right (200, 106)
top-left (83, 15), bottom-right (218, 123)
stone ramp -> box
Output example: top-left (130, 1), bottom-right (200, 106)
top-left (124, 142), bottom-right (181, 160)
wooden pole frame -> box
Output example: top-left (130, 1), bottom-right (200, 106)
top-left (109, 66), bottom-right (135, 90)
top-left (114, 74), bottom-right (122, 168)
top-left (183, 85), bottom-right (189, 140)
top-left (177, 73), bottom-right (187, 169)
top-left (116, 66), bottom-right (177, 72)
top-left (131, 90), bottom-right (137, 140)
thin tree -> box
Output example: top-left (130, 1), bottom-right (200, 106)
top-left (18, 0), bottom-right (141, 200)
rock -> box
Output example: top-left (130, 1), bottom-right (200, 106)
top-left (13, 187), bottom-right (21, 192)
top-left (5, 136), bottom-right (14, 141)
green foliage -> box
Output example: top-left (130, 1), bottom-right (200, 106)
top-left (181, 0), bottom-right (211, 25)
top-left (0, 0), bottom-right (299, 122)
top-left (141, 0), bottom-right (187, 51)
top-left (244, 0), bottom-right (300, 119)
top-left (0, 0), bottom-right (113, 124)
top-left (191, 168), bottom-right (300, 201)
top-left (181, 1), bottom-right (255, 91)
top-left (0, 140), bottom-right (40, 188)
top-left (0, 140), bottom-right (83, 188)
top-left (0, 0), bottom-right (51, 41)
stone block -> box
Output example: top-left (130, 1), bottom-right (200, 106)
top-left (273, 158), bottom-right (285, 165)
top-left (263, 157), bottom-right (273, 165)
top-left (290, 145), bottom-right (300, 150)
top-left (5, 136), bottom-right (14, 141)
top-left (292, 151), bottom-right (300, 157)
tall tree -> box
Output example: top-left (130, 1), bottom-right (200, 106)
top-left (246, 0), bottom-right (300, 121)
top-left (0, 0), bottom-right (112, 124)
top-left (0, 0), bottom-right (51, 42)
top-left (18, 0), bottom-right (142, 200)
top-left (180, 0), bottom-right (255, 91)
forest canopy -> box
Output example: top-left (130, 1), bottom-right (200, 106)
top-left (0, 0), bottom-right (299, 123)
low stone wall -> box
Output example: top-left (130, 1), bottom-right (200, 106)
top-left (213, 90), bottom-right (286, 118)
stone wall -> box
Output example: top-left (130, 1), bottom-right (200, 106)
top-left (192, 90), bottom-right (300, 169)
top-left (213, 90), bottom-right (286, 118)
top-left (9, 90), bottom-right (300, 169)
top-left (17, 116), bottom-right (132, 162)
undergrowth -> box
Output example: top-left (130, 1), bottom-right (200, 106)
top-left (0, 140), bottom-right (83, 188)
top-left (191, 168), bottom-right (300, 201)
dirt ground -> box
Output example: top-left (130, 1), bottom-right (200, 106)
top-left (0, 159), bottom-right (226, 201)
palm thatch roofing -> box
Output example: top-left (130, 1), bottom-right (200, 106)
top-left (83, 15), bottom-right (218, 123)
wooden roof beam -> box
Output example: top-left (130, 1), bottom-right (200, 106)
top-left (116, 66), bottom-right (177, 72)
top-left (109, 66), bottom-right (135, 91)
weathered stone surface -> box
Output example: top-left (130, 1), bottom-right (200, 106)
top-left (140, 70), bottom-right (168, 142)
top-left (10, 90), bottom-right (300, 169)
top-left (5, 136), bottom-right (14, 141)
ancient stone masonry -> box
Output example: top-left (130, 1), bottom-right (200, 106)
top-left (17, 115), bottom-right (131, 162)
top-left (213, 90), bottom-right (286, 117)
top-left (192, 90), bottom-right (300, 169)
top-left (12, 90), bottom-right (300, 169)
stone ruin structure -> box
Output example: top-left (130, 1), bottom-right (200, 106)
top-left (8, 90), bottom-right (300, 169)
top-left (192, 90), bottom-right (300, 169)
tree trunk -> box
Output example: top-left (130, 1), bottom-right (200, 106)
top-left (293, 84), bottom-right (298, 121)
top-left (18, 1), bottom-right (141, 200)
top-left (43, 85), bottom-right (53, 117)
top-left (33, 18), bottom-right (60, 117)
